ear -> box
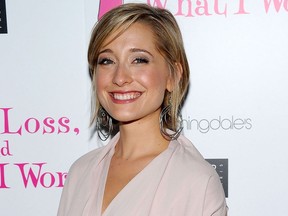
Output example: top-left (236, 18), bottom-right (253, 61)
top-left (166, 62), bottom-right (183, 92)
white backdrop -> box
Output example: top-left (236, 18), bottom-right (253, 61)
top-left (1, 0), bottom-right (288, 215)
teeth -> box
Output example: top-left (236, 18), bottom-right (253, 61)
top-left (113, 92), bottom-right (141, 100)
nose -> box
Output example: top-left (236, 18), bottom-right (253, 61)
top-left (112, 63), bottom-right (132, 86)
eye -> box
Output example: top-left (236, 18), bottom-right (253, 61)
top-left (97, 58), bottom-right (114, 65)
top-left (133, 57), bottom-right (149, 64)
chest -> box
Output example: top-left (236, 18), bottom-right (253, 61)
top-left (101, 155), bottom-right (154, 213)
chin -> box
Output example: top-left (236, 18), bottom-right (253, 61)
top-left (112, 116), bottom-right (139, 124)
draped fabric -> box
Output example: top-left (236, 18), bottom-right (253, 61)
top-left (58, 133), bottom-right (227, 216)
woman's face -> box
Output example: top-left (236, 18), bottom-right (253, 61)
top-left (95, 22), bottom-right (173, 123)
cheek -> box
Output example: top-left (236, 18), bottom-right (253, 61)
top-left (95, 71), bottom-right (109, 90)
top-left (139, 68), bottom-right (169, 91)
top-left (95, 72), bottom-right (110, 101)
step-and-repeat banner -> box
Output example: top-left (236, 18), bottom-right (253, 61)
top-left (1, 0), bottom-right (287, 215)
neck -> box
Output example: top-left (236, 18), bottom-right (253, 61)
top-left (115, 109), bottom-right (169, 160)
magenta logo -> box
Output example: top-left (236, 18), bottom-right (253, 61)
top-left (0, 107), bottom-right (79, 189)
top-left (98, 0), bottom-right (123, 19)
top-left (97, 0), bottom-right (288, 19)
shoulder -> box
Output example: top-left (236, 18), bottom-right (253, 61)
top-left (57, 142), bottom-right (113, 215)
top-left (171, 134), bottom-right (217, 178)
top-left (69, 145), bottom-right (106, 174)
top-left (159, 135), bottom-right (227, 214)
top-left (67, 134), bottom-right (119, 179)
top-left (68, 134), bottom-right (119, 177)
top-left (171, 135), bottom-right (227, 211)
top-left (171, 135), bottom-right (219, 184)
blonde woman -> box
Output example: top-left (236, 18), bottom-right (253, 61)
top-left (58, 3), bottom-right (227, 216)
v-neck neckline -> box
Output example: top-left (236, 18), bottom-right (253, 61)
top-left (99, 137), bottom-right (175, 216)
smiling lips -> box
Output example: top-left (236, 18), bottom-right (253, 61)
top-left (110, 92), bottom-right (142, 103)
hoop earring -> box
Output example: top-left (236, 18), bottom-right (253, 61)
top-left (96, 107), bottom-right (113, 141)
top-left (159, 105), bottom-right (183, 140)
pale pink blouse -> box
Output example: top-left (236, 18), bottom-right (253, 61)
top-left (57, 133), bottom-right (228, 216)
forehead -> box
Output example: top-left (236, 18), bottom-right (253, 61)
top-left (100, 22), bottom-right (157, 49)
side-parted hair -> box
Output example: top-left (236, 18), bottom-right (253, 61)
top-left (88, 3), bottom-right (190, 133)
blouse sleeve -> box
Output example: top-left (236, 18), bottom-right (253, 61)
top-left (203, 174), bottom-right (228, 216)
top-left (57, 167), bottom-right (74, 216)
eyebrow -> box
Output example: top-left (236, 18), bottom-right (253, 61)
top-left (99, 49), bottom-right (113, 54)
top-left (130, 48), bottom-right (153, 57)
top-left (99, 48), bottom-right (153, 57)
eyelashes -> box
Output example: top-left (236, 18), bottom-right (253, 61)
top-left (97, 58), bottom-right (114, 65)
top-left (97, 57), bottom-right (149, 65)
top-left (133, 57), bottom-right (149, 64)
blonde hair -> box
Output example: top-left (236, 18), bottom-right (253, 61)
top-left (88, 3), bottom-right (190, 133)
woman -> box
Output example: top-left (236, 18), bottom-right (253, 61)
top-left (58, 3), bottom-right (228, 216)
